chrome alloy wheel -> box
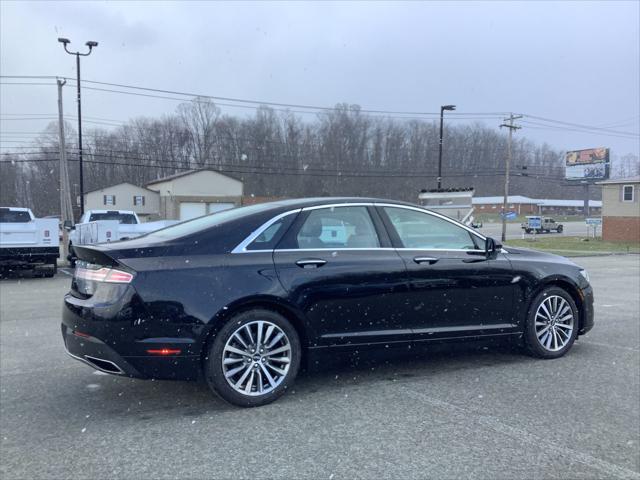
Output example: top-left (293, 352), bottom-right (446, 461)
top-left (534, 295), bottom-right (574, 352)
top-left (222, 320), bottom-right (292, 396)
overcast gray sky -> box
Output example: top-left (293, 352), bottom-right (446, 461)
top-left (1, 1), bottom-right (639, 157)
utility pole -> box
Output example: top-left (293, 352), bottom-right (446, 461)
top-left (57, 78), bottom-right (74, 261)
top-left (499, 114), bottom-right (522, 242)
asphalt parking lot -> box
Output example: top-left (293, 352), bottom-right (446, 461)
top-left (1, 256), bottom-right (639, 479)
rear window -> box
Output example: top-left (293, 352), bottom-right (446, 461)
top-left (145, 203), bottom-right (281, 241)
top-left (88, 213), bottom-right (137, 224)
top-left (0, 209), bottom-right (31, 223)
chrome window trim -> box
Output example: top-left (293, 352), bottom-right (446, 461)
top-left (232, 202), bottom-right (488, 253)
top-left (231, 209), bottom-right (301, 254)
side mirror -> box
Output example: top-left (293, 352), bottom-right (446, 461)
top-left (63, 220), bottom-right (74, 231)
top-left (485, 237), bottom-right (503, 256)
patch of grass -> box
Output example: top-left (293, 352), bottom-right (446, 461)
top-left (506, 237), bottom-right (640, 256)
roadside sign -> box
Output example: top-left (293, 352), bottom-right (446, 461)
top-left (501, 211), bottom-right (517, 220)
top-left (528, 217), bottom-right (542, 229)
top-left (585, 218), bottom-right (602, 225)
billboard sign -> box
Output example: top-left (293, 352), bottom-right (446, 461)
top-left (565, 147), bottom-right (609, 181)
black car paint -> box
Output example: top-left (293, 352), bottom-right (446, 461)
top-left (62, 198), bottom-right (594, 381)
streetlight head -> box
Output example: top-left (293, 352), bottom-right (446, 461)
top-left (58, 37), bottom-right (70, 45)
top-left (85, 41), bottom-right (98, 48)
top-left (442, 105), bottom-right (456, 111)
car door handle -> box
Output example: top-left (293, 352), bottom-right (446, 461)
top-left (413, 256), bottom-right (439, 265)
top-left (295, 258), bottom-right (327, 269)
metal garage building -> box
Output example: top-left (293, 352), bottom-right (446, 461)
top-left (145, 169), bottom-right (244, 221)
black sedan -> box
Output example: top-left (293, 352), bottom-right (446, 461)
top-left (62, 198), bottom-right (594, 407)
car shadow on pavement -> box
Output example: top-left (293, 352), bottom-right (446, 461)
top-left (65, 342), bottom-right (533, 417)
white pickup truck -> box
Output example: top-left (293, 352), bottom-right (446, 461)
top-left (67, 210), bottom-right (178, 266)
top-left (0, 207), bottom-right (59, 276)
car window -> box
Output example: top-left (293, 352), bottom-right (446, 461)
top-left (0, 209), bottom-right (31, 223)
top-left (88, 213), bottom-right (137, 224)
top-left (246, 217), bottom-right (288, 250)
top-left (295, 206), bottom-right (379, 249)
top-left (383, 207), bottom-right (480, 250)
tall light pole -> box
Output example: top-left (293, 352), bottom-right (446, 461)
top-left (58, 37), bottom-right (98, 216)
top-left (437, 104), bottom-right (456, 190)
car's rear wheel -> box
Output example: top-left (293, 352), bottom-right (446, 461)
top-left (524, 287), bottom-right (578, 358)
top-left (557, 225), bottom-right (563, 233)
top-left (204, 309), bottom-right (301, 407)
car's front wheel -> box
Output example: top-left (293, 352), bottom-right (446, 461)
top-left (204, 309), bottom-right (301, 407)
top-left (524, 287), bottom-right (578, 359)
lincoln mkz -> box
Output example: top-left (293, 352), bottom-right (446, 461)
top-left (62, 198), bottom-right (594, 407)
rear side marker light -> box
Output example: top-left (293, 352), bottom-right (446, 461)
top-left (73, 330), bottom-right (90, 338)
top-left (75, 267), bottom-right (134, 284)
top-left (147, 348), bottom-right (181, 356)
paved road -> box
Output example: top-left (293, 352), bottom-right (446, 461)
top-left (477, 221), bottom-right (595, 240)
top-left (1, 256), bottom-right (638, 479)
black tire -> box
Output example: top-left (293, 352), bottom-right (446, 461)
top-left (204, 309), bottom-right (301, 407)
top-left (524, 286), bottom-right (579, 359)
top-left (525, 228), bottom-right (532, 234)
top-left (43, 263), bottom-right (57, 278)
top-left (557, 225), bottom-right (563, 233)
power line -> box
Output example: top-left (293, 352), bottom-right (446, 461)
top-left (2, 75), bottom-right (638, 136)
top-left (522, 115), bottom-right (639, 137)
top-left (520, 120), bottom-right (639, 139)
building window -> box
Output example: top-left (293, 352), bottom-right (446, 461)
top-left (103, 195), bottom-right (115, 206)
top-left (133, 195), bottom-right (145, 206)
top-left (623, 185), bottom-right (634, 202)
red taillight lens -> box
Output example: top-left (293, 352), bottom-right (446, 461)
top-left (75, 266), bottom-right (134, 284)
top-left (147, 348), bottom-right (181, 356)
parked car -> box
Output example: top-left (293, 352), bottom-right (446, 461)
top-left (521, 216), bottom-right (564, 234)
top-left (0, 207), bottom-right (59, 276)
top-left (62, 198), bottom-right (594, 407)
top-left (67, 209), bottom-right (178, 266)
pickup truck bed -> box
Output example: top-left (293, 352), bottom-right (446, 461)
top-left (0, 208), bottom-right (59, 276)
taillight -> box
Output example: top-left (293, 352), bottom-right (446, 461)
top-left (75, 266), bottom-right (134, 284)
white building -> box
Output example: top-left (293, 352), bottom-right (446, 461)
top-left (146, 169), bottom-right (244, 221)
top-left (83, 182), bottom-right (161, 221)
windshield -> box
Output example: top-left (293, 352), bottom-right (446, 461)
top-left (0, 209), bottom-right (31, 223)
top-left (88, 213), bottom-right (137, 224)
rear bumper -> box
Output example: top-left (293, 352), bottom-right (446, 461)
top-left (62, 323), bottom-right (144, 377)
top-left (62, 291), bottom-right (200, 380)
top-left (0, 246), bottom-right (59, 266)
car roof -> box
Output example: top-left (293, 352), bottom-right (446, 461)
top-left (0, 207), bottom-right (32, 212)
top-left (87, 210), bottom-right (137, 214)
top-left (254, 197), bottom-right (419, 211)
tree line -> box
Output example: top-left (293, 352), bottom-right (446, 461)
top-left (3, 98), bottom-right (634, 218)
